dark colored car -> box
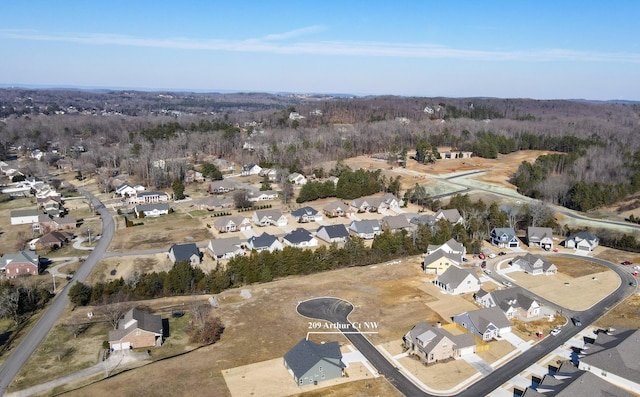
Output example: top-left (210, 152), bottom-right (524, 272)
top-left (498, 252), bottom-right (507, 256)
top-left (572, 317), bottom-right (582, 326)
top-left (622, 261), bottom-right (633, 266)
top-left (481, 261), bottom-right (487, 268)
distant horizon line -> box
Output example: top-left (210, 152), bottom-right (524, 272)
top-left (0, 83), bottom-right (638, 103)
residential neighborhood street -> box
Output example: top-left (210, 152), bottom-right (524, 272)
top-left (0, 188), bottom-right (114, 396)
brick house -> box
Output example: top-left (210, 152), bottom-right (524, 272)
top-left (108, 308), bottom-right (164, 351)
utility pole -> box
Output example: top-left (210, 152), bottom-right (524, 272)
top-left (87, 228), bottom-right (91, 245)
top-left (52, 273), bottom-right (56, 293)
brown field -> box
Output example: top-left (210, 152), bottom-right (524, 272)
top-left (39, 250), bottom-right (622, 397)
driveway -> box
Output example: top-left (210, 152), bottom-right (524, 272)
top-left (499, 332), bottom-right (532, 352)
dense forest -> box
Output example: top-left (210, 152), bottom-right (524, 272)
top-left (1, 89), bottom-right (639, 210)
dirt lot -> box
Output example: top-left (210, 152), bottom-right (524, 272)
top-left (49, 248), bottom-right (624, 397)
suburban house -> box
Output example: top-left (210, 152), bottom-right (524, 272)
top-left (208, 180), bottom-right (237, 194)
top-left (291, 206), bottom-right (323, 223)
top-left (410, 213), bottom-right (437, 227)
top-left (565, 231), bottom-right (599, 253)
top-left (422, 250), bottom-right (462, 275)
top-left (452, 307), bottom-right (512, 341)
top-left (435, 209), bottom-right (464, 225)
top-left (382, 214), bottom-right (412, 233)
top-left (35, 214), bottom-right (77, 234)
top-left (134, 203), bottom-right (170, 218)
top-left (35, 230), bottom-right (74, 251)
top-left (37, 196), bottom-right (63, 211)
top-left (510, 253), bottom-right (557, 275)
top-left (474, 287), bottom-right (541, 319)
top-left (207, 237), bottom-right (245, 260)
top-left (108, 308), bottom-right (164, 351)
top-left (348, 219), bottom-right (382, 239)
top-left (577, 328), bottom-right (640, 394)
top-left (323, 201), bottom-right (354, 218)
top-left (349, 193), bottom-right (402, 213)
top-left (253, 209), bottom-right (288, 227)
top-left (0, 250), bottom-right (40, 278)
top-left (316, 224), bottom-right (350, 244)
top-left (248, 190), bottom-right (278, 202)
top-left (10, 209), bottom-right (46, 225)
top-left (184, 170), bottom-right (205, 183)
top-left (213, 216), bottom-right (252, 233)
top-left (527, 227), bottom-right (554, 250)
top-left (283, 228), bottom-right (319, 248)
top-left (283, 339), bottom-right (345, 386)
top-left (403, 321), bottom-right (476, 364)
top-left (426, 238), bottom-right (466, 263)
top-left (490, 227), bottom-right (520, 248)
top-left (241, 164), bottom-right (262, 176)
top-left (247, 232), bottom-right (283, 252)
top-left (433, 266), bottom-right (481, 295)
top-left (195, 196), bottom-right (234, 211)
top-left (168, 243), bottom-right (201, 265)
top-left (259, 168), bottom-right (278, 181)
top-left (129, 191), bottom-right (170, 204)
top-left (288, 172), bottom-right (308, 185)
top-left (213, 158), bottom-right (235, 173)
top-left (115, 183), bottom-right (138, 198)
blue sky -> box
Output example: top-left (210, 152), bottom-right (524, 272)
top-left (1, 1), bottom-right (639, 99)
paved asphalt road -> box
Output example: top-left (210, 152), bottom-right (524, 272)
top-left (0, 188), bottom-right (114, 395)
top-left (297, 254), bottom-right (635, 397)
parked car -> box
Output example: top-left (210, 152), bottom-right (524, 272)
top-left (502, 281), bottom-right (513, 287)
top-left (483, 269), bottom-right (492, 275)
top-left (481, 261), bottom-right (487, 268)
top-left (622, 261), bottom-right (633, 266)
top-left (488, 253), bottom-right (496, 259)
top-left (550, 328), bottom-right (561, 336)
top-left (630, 281), bottom-right (637, 287)
top-left (572, 317), bottom-right (582, 326)
top-left (498, 251), bottom-right (507, 256)
top-left (478, 253), bottom-right (486, 260)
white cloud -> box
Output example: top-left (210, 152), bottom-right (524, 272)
top-left (1, 28), bottom-right (640, 63)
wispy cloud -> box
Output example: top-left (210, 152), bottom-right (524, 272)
top-left (2, 28), bottom-right (640, 63)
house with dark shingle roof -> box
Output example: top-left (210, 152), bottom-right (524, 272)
top-left (283, 228), bottom-right (318, 248)
top-left (134, 203), bottom-right (170, 218)
top-left (316, 224), bottom-right (349, 244)
top-left (490, 227), bottom-right (520, 248)
top-left (35, 230), bottom-right (74, 251)
top-left (291, 206), bottom-right (322, 223)
top-left (452, 307), bottom-right (512, 341)
top-left (434, 266), bottom-right (480, 295)
top-left (283, 339), bottom-right (345, 386)
top-left (168, 243), bottom-right (201, 265)
top-left (403, 321), bottom-right (476, 363)
top-left (108, 308), bottom-right (164, 351)
top-left (247, 232), bottom-right (283, 252)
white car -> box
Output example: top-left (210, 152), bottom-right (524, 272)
top-left (488, 253), bottom-right (496, 259)
top-left (483, 269), bottom-right (492, 275)
top-left (550, 328), bottom-right (561, 336)
top-left (502, 281), bottom-right (513, 287)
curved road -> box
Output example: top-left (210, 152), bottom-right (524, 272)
top-left (297, 254), bottom-right (635, 397)
top-left (0, 188), bottom-right (114, 395)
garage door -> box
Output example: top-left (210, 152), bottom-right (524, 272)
top-left (111, 342), bottom-right (131, 351)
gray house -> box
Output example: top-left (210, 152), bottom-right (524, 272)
top-left (433, 266), bottom-right (481, 295)
top-left (490, 227), bottom-right (520, 248)
top-left (207, 237), bottom-right (244, 260)
top-left (348, 219), bottom-right (382, 239)
top-left (168, 243), bottom-right (201, 265)
top-left (527, 227), bottom-right (554, 250)
top-left (291, 206), bottom-right (323, 223)
top-left (452, 307), bottom-right (512, 341)
top-left (316, 224), bottom-right (350, 244)
top-left (511, 253), bottom-right (557, 275)
top-left (283, 339), bottom-right (345, 386)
